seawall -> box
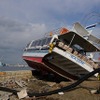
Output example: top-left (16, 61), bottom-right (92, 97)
top-left (0, 70), bottom-right (32, 82)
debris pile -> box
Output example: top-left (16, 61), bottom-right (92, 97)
top-left (0, 74), bottom-right (100, 100)
top-left (0, 78), bottom-right (27, 89)
top-left (0, 77), bottom-right (60, 100)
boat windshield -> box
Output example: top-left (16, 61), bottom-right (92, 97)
top-left (30, 37), bottom-right (52, 48)
top-left (46, 37), bottom-right (52, 44)
top-left (31, 41), bottom-right (37, 47)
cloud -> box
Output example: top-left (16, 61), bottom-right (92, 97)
top-left (0, 17), bottom-right (47, 64)
top-left (0, 0), bottom-right (99, 64)
top-left (0, 0), bottom-right (99, 24)
top-left (0, 17), bottom-right (47, 44)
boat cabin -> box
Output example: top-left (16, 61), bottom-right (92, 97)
top-left (24, 36), bottom-right (52, 51)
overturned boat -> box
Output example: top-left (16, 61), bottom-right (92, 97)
top-left (23, 23), bottom-right (100, 81)
top-left (73, 22), bottom-right (100, 65)
top-left (22, 28), bottom-right (69, 74)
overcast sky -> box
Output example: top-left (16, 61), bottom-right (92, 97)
top-left (0, 0), bottom-right (100, 64)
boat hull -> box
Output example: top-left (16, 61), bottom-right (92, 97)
top-left (42, 51), bottom-right (93, 80)
top-left (22, 46), bottom-right (96, 81)
top-left (23, 56), bottom-right (78, 81)
top-left (23, 56), bottom-right (47, 71)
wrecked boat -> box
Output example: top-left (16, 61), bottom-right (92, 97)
top-left (22, 28), bottom-right (69, 74)
top-left (73, 22), bottom-right (100, 65)
top-left (23, 23), bottom-right (100, 81)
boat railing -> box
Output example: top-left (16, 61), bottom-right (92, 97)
top-left (57, 41), bottom-right (99, 69)
top-left (25, 43), bottom-right (50, 51)
top-left (42, 44), bottom-right (49, 48)
top-left (36, 46), bottom-right (42, 49)
top-left (44, 27), bottom-right (69, 37)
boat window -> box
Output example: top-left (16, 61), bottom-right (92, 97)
top-left (30, 37), bottom-right (51, 48)
top-left (35, 39), bottom-right (44, 46)
top-left (72, 44), bottom-right (86, 55)
top-left (45, 37), bottom-right (52, 45)
top-left (36, 40), bottom-right (40, 46)
top-left (72, 44), bottom-right (83, 50)
top-left (41, 38), bottom-right (46, 46)
top-left (38, 40), bottom-right (42, 46)
top-left (31, 41), bottom-right (36, 47)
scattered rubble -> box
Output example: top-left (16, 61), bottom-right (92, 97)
top-left (0, 78), bottom-right (27, 89)
top-left (0, 91), bottom-right (12, 100)
top-left (46, 82), bottom-right (56, 87)
top-left (0, 72), bottom-right (100, 100)
top-left (15, 80), bottom-right (27, 88)
top-left (58, 92), bottom-right (64, 95)
top-left (17, 88), bottom-right (28, 99)
top-left (90, 89), bottom-right (98, 94)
